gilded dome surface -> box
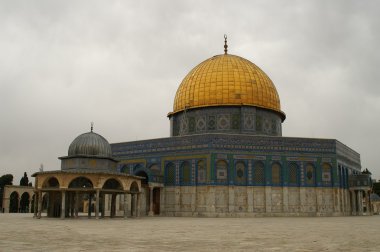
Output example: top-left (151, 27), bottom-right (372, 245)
top-left (172, 54), bottom-right (285, 120)
top-left (68, 131), bottom-right (113, 158)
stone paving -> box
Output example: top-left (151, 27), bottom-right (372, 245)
top-left (0, 213), bottom-right (379, 251)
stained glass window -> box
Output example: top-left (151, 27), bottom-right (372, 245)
top-left (197, 160), bottom-right (206, 184)
top-left (216, 160), bottom-right (228, 183)
top-left (181, 161), bottom-right (191, 184)
top-left (166, 162), bottom-right (176, 186)
top-left (288, 163), bottom-right (298, 185)
top-left (235, 161), bottom-right (246, 184)
top-left (253, 161), bottom-right (265, 185)
top-left (305, 163), bottom-right (315, 186)
top-left (322, 163), bottom-right (332, 185)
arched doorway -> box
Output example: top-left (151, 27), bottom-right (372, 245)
top-left (102, 178), bottom-right (123, 217)
top-left (43, 177), bottom-right (61, 217)
top-left (31, 194), bottom-right (35, 213)
top-left (135, 171), bottom-right (149, 215)
top-left (69, 177), bottom-right (94, 217)
top-left (9, 191), bottom-right (19, 213)
top-left (20, 192), bottom-right (30, 213)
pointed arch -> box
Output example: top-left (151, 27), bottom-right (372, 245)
top-left (305, 163), bottom-right (315, 186)
top-left (180, 161), bottom-right (191, 185)
top-left (216, 159), bottom-right (228, 183)
top-left (271, 162), bottom-right (282, 185)
top-left (288, 162), bottom-right (299, 186)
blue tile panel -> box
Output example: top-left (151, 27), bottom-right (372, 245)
top-left (111, 133), bottom-right (361, 188)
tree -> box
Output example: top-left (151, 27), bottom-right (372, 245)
top-left (0, 174), bottom-right (13, 209)
top-left (20, 172), bottom-right (29, 186)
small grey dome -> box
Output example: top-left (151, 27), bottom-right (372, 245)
top-left (68, 131), bottom-right (112, 158)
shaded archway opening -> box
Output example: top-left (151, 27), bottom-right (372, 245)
top-left (103, 178), bottom-right (122, 190)
top-left (43, 177), bottom-right (60, 188)
top-left (20, 192), bottom-right (30, 213)
top-left (9, 191), bottom-right (19, 213)
top-left (69, 177), bottom-right (93, 189)
top-left (135, 171), bottom-right (148, 185)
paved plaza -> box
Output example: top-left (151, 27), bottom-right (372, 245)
top-left (0, 214), bottom-right (379, 251)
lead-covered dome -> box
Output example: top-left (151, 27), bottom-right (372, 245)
top-left (170, 54), bottom-right (285, 120)
top-left (68, 131), bottom-right (113, 158)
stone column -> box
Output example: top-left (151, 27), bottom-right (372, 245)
top-left (351, 190), bottom-right (356, 216)
top-left (61, 191), bottom-right (66, 219)
top-left (37, 191), bottom-right (42, 219)
top-left (33, 193), bottom-right (38, 218)
top-left (365, 190), bottom-right (370, 215)
top-left (95, 189), bottom-right (100, 219)
top-left (148, 187), bottom-right (154, 216)
top-left (124, 193), bottom-right (128, 219)
top-left (75, 192), bottom-right (79, 218)
top-left (101, 193), bottom-right (105, 218)
top-left (28, 198), bottom-right (32, 213)
top-left (18, 198), bottom-right (21, 213)
top-left (136, 193), bottom-right (141, 217)
top-left (130, 194), bottom-right (135, 217)
top-left (368, 190), bottom-right (372, 215)
top-left (357, 190), bottom-right (362, 215)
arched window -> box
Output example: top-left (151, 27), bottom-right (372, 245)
top-left (288, 163), bottom-right (299, 185)
top-left (305, 163), bottom-right (315, 186)
top-left (165, 162), bottom-right (176, 186)
top-left (216, 160), bottom-right (228, 183)
top-left (20, 192), bottom-right (30, 213)
top-left (253, 161), bottom-right (265, 185)
top-left (180, 161), bottom-right (191, 185)
top-left (197, 160), bottom-right (206, 184)
top-left (235, 161), bottom-right (246, 184)
top-left (271, 162), bottom-right (281, 185)
top-left (133, 164), bottom-right (143, 172)
top-left (120, 164), bottom-right (128, 173)
top-left (322, 163), bottom-right (332, 186)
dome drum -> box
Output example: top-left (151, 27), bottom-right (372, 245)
top-left (169, 106), bottom-right (282, 137)
top-left (60, 156), bottom-right (117, 172)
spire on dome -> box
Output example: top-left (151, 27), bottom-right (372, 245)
top-left (224, 34), bottom-right (228, 54)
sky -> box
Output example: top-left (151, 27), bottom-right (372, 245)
top-left (0, 0), bottom-right (379, 183)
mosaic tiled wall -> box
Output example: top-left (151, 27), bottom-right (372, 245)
top-left (112, 134), bottom-right (361, 189)
top-left (169, 106), bottom-right (282, 137)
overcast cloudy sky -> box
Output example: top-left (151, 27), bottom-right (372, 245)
top-left (1, 0), bottom-right (379, 183)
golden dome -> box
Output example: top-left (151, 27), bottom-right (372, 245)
top-left (171, 54), bottom-right (285, 120)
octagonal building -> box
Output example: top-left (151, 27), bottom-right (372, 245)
top-left (111, 40), bottom-right (367, 217)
